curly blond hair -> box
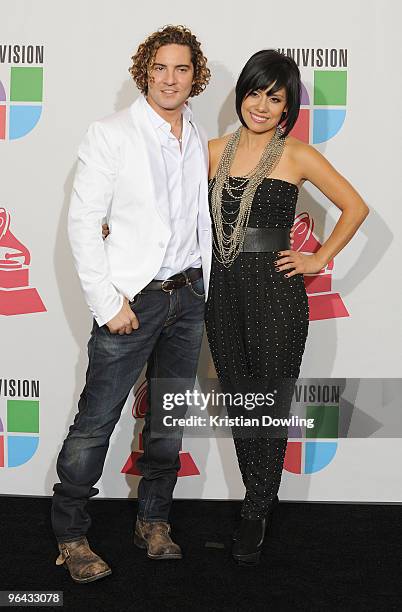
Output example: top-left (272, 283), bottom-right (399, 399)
top-left (129, 25), bottom-right (210, 97)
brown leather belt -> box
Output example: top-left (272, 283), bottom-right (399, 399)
top-left (143, 267), bottom-right (203, 292)
top-left (242, 227), bottom-right (290, 252)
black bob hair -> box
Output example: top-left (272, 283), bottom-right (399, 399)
top-left (235, 49), bottom-right (301, 137)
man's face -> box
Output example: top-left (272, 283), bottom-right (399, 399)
top-left (147, 44), bottom-right (194, 112)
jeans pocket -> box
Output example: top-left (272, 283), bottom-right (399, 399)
top-left (129, 292), bottom-right (143, 309)
top-left (188, 277), bottom-right (205, 298)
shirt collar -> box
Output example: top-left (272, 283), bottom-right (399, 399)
top-left (144, 96), bottom-right (193, 132)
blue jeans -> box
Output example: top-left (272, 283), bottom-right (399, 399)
top-left (51, 276), bottom-right (205, 542)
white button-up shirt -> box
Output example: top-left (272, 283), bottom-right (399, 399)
top-left (145, 99), bottom-right (202, 280)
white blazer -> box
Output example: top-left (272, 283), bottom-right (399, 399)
top-left (68, 95), bottom-right (212, 326)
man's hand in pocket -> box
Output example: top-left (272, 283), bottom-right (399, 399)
top-left (106, 298), bottom-right (139, 335)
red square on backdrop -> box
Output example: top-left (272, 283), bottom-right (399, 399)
top-left (0, 105), bottom-right (5, 139)
top-left (284, 441), bottom-right (302, 474)
top-left (290, 109), bottom-right (309, 143)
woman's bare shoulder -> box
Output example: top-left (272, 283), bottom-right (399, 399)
top-left (285, 135), bottom-right (318, 160)
top-left (208, 134), bottom-right (231, 154)
top-left (208, 134), bottom-right (232, 178)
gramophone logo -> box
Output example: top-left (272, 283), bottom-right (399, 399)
top-left (0, 207), bottom-right (46, 316)
top-left (291, 211), bottom-right (349, 321)
top-left (0, 397), bottom-right (40, 468)
top-left (0, 44), bottom-right (44, 140)
top-left (121, 380), bottom-right (200, 477)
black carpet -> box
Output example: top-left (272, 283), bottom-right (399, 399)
top-left (0, 497), bottom-right (400, 611)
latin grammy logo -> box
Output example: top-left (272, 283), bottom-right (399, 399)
top-left (292, 212), bottom-right (349, 321)
top-left (121, 380), bottom-right (200, 477)
top-left (0, 207), bottom-right (46, 316)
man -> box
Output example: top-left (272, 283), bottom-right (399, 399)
top-left (52, 25), bottom-right (212, 583)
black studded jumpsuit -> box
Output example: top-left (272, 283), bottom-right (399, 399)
top-left (205, 176), bottom-right (309, 519)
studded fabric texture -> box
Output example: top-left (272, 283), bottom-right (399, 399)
top-left (205, 177), bottom-right (309, 519)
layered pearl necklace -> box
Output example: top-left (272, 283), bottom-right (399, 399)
top-left (210, 126), bottom-right (285, 267)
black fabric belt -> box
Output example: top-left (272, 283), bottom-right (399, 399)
top-left (143, 267), bottom-right (203, 292)
top-left (242, 227), bottom-right (290, 252)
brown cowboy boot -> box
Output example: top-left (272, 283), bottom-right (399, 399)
top-left (55, 537), bottom-right (112, 583)
top-left (134, 519), bottom-right (182, 560)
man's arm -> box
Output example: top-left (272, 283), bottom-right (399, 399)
top-left (68, 120), bottom-right (125, 327)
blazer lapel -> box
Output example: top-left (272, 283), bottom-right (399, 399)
top-left (191, 120), bottom-right (209, 176)
top-left (191, 120), bottom-right (211, 230)
top-left (130, 97), bottom-right (170, 228)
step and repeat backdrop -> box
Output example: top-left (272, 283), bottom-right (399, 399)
top-left (1, 0), bottom-right (401, 502)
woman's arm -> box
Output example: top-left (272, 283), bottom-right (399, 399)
top-left (276, 143), bottom-right (369, 277)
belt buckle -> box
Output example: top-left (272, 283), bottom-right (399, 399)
top-left (161, 280), bottom-right (174, 293)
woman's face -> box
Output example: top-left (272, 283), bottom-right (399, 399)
top-left (241, 85), bottom-right (287, 134)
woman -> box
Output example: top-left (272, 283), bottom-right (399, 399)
top-left (205, 49), bottom-right (368, 565)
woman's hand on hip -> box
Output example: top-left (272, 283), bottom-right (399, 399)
top-left (274, 250), bottom-right (325, 277)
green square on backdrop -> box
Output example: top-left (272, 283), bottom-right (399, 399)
top-left (10, 67), bottom-right (43, 102)
top-left (306, 405), bottom-right (338, 439)
top-left (314, 71), bottom-right (347, 106)
top-left (7, 400), bottom-right (39, 433)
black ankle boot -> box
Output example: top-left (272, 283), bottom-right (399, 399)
top-left (232, 495), bottom-right (278, 543)
top-left (232, 517), bottom-right (266, 565)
